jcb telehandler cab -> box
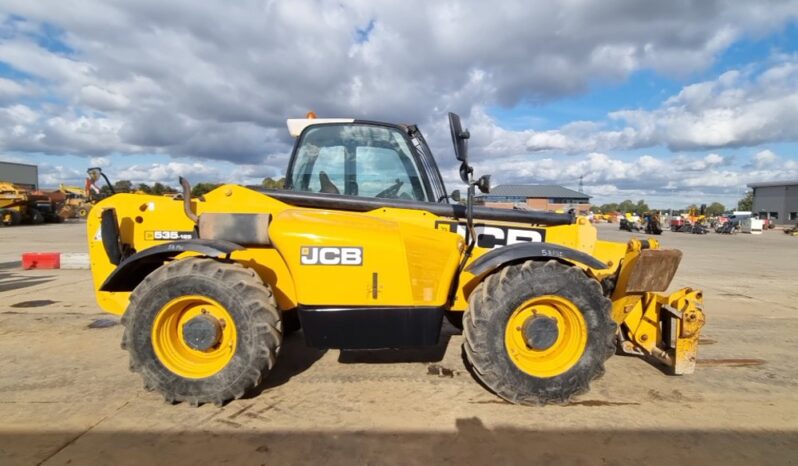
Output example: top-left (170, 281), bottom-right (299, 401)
top-left (87, 113), bottom-right (705, 406)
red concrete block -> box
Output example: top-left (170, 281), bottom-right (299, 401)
top-left (22, 252), bottom-right (61, 270)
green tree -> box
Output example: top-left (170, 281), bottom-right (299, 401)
top-left (618, 199), bottom-right (635, 213)
top-left (262, 177), bottom-right (286, 189)
top-left (113, 180), bottom-right (133, 193)
top-left (599, 202), bottom-right (619, 213)
top-left (137, 183), bottom-right (152, 194)
top-left (705, 202), bottom-right (726, 216)
top-left (634, 200), bottom-right (649, 215)
top-left (737, 191), bottom-right (753, 211)
top-left (151, 182), bottom-right (167, 195)
top-left (191, 183), bottom-right (221, 197)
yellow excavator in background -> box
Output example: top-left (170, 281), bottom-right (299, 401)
top-left (685, 205), bottom-right (707, 225)
top-left (56, 168), bottom-right (114, 218)
top-left (0, 181), bottom-right (62, 225)
top-left (57, 184), bottom-right (94, 218)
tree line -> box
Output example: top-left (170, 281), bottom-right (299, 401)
top-left (590, 199), bottom-right (728, 216)
top-left (100, 176), bottom-right (757, 215)
top-left (100, 177), bottom-right (287, 197)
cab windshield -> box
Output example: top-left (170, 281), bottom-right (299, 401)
top-left (288, 124), bottom-right (430, 201)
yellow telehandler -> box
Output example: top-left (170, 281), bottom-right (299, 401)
top-left (86, 113), bottom-right (705, 406)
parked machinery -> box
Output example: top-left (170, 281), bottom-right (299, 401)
top-left (715, 221), bottom-right (738, 235)
top-left (670, 205), bottom-right (710, 235)
top-left (0, 181), bottom-right (62, 226)
top-left (643, 211), bottom-right (663, 235)
top-left (86, 113), bottom-right (706, 406)
top-left (57, 184), bottom-right (94, 218)
top-left (619, 213), bottom-right (640, 232)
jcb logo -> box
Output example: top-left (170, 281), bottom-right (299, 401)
top-left (435, 222), bottom-right (545, 249)
top-left (300, 246), bottom-right (363, 266)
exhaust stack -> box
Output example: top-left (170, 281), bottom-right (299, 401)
top-left (178, 177), bottom-right (198, 223)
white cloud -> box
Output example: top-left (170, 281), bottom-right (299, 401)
top-left (115, 162), bottom-right (218, 185)
top-left (89, 156), bottom-right (110, 167)
top-left (524, 55), bottom-right (798, 152)
top-left (751, 149), bottom-right (778, 169)
top-left (0, 1), bottom-right (796, 163)
top-left (0, 77), bottom-right (28, 101)
top-left (0, 2), bottom-right (797, 207)
top-left (37, 164), bottom-right (84, 186)
top-left (675, 152), bottom-right (731, 172)
top-left (585, 184), bottom-right (619, 197)
top-left (79, 85), bottom-right (130, 111)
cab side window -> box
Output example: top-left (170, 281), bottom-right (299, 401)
top-left (356, 147), bottom-right (422, 200)
top-left (295, 145), bottom-right (345, 194)
top-left (289, 124), bottom-right (429, 201)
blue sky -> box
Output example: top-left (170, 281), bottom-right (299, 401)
top-left (1, 2), bottom-right (798, 208)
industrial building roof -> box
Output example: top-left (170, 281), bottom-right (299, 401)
top-left (481, 184), bottom-right (590, 199)
top-left (0, 160), bottom-right (38, 168)
top-left (747, 180), bottom-right (798, 188)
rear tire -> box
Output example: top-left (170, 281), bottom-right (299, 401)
top-left (122, 258), bottom-right (282, 406)
top-left (463, 260), bottom-right (615, 405)
top-left (29, 209), bottom-right (44, 225)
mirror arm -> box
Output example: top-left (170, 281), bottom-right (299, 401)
top-left (100, 172), bottom-right (116, 195)
top-left (464, 167), bottom-right (477, 254)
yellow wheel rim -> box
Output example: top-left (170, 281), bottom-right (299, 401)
top-left (151, 295), bottom-right (237, 379)
top-left (504, 295), bottom-right (588, 378)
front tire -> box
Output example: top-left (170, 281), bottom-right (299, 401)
top-left (1, 210), bottom-right (21, 226)
top-left (463, 260), bottom-right (615, 405)
top-left (122, 258), bottom-right (282, 406)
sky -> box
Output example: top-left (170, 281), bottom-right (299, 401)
top-left (1, 1), bottom-right (798, 208)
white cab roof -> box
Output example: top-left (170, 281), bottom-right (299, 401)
top-left (286, 118), bottom-right (355, 138)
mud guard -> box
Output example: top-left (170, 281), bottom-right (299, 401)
top-left (465, 241), bottom-right (609, 280)
top-left (99, 239), bottom-right (244, 292)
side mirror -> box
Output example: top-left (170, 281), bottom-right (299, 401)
top-left (450, 190), bottom-right (461, 202)
top-left (86, 166), bottom-right (115, 195)
top-left (448, 112), bottom-right (470, 163)
top-left (476, 175), bottom-right (491, 194)
top-left (87, 167), bottom-right (102, 182)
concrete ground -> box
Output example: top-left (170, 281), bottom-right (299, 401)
top-left (0, 221), bottom-right (796, 465)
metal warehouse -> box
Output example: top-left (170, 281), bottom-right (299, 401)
top-left (0, 161), bottom-right (38, 189)
top-left (747, 180), bottom-right (798, 224)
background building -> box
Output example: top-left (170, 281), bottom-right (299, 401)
top-left (479, 184), bottom-right (591, 214)
top-left (0, 161), bottom-right (38, 189)
top-left (747, 180), bottom-right (798, 224)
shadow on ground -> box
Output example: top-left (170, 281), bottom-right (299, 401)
top-left (0, 266), bottom-right (54, 293)
top-left (0, 261), bottom-right (21, 270)
top-left (338, 320), bottom-right (461, 364)
top-left (245, 320), bottom-right (464, 396)
top-left (2, 418), bottom-right (794, 466)
top-left (244, 331), bottom-right (327, 398)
